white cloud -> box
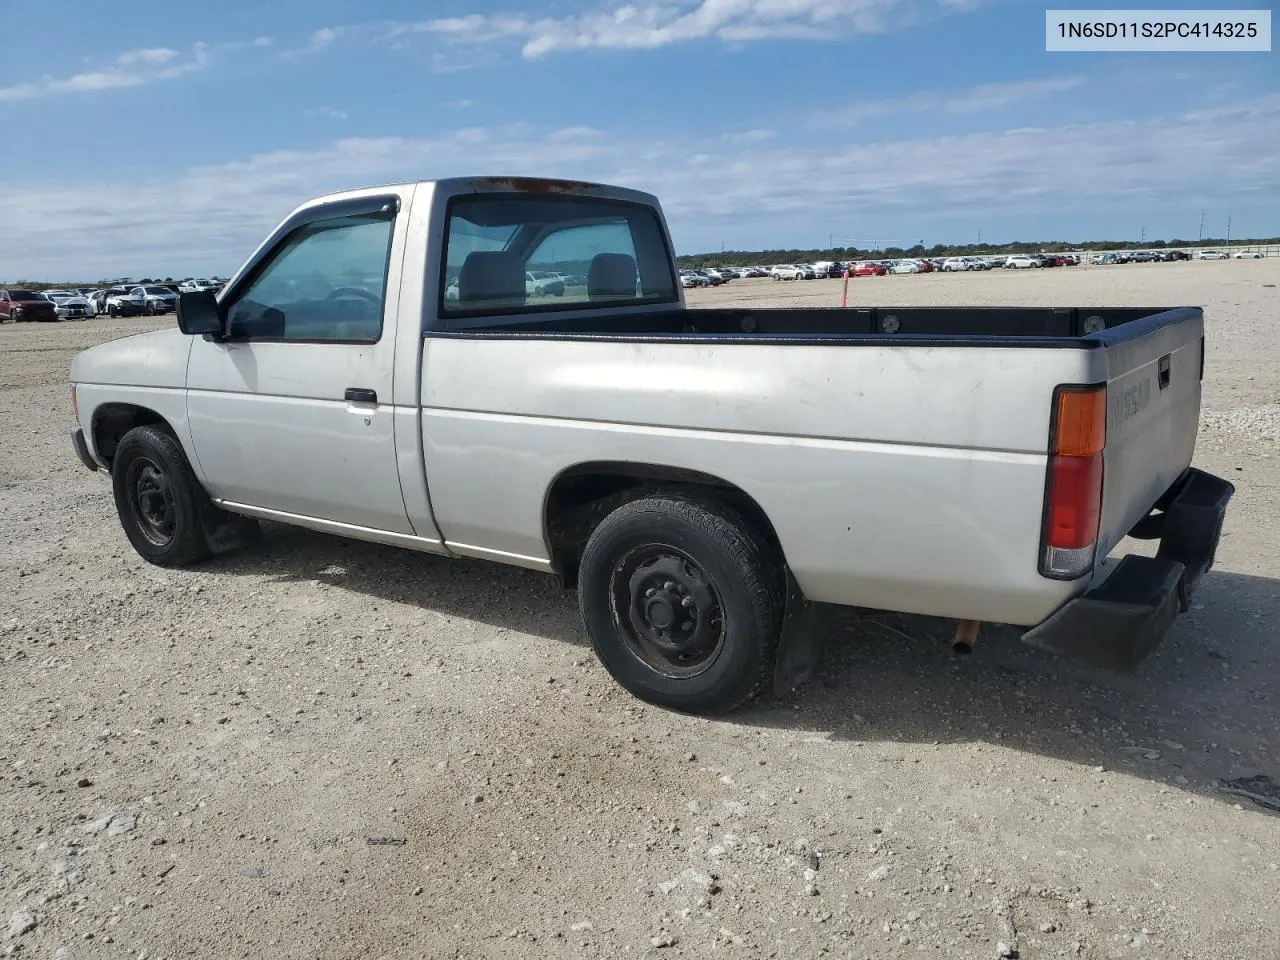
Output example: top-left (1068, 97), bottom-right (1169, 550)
top-left (305, 107), bottom-right (349, 120)
top-left (0, 44), bottom-right (211, 101)
top-left (2, 96), bottom-right (1277, 278)
top-left (308, 27), bottom-right (340, 51)
top-left (723, 128), bottom-right (777, 143)
top-left (827, 74), bottom-right (1088, 125)
top-left (945, 76), bottom-right (1086, 113)
top-left (380, 0), bottom-right (972, 58)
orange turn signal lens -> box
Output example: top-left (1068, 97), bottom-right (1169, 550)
top-left (1053, 385), bottom-right (1106, 456)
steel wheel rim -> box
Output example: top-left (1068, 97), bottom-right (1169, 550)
top-left (608, 544), bottom-right (726, 679)
top-left (128, 456), bottom-right (176, 547)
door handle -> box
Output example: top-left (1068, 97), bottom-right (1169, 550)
top-left (345, 387), bottom-right (378, 404)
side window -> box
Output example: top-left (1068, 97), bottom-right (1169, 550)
top-left (225, 213), bottom-right (394, 342)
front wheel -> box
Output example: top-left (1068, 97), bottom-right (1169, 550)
top-left (578, 495), bottom-right (783, 714)
top-left (111, 425), bottom-right (212, 567)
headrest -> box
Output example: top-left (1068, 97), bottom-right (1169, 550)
top-left (587, 253), bottom-right (638, 300)
top-left (458, 251), bottom-right (525, 304)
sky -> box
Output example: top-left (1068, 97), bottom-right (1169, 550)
top-left (0, 0), bottom-right (1276, 279)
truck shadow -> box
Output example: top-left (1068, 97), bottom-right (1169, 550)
top-left (745, 568), bottom-right (1280, 813)
top-left (209, 524), bottom-right (1279, 812)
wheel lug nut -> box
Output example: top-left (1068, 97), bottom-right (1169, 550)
top-left (681, 596), bottom-right (694, 607)
top-left (663, 581), bottom-right (675, 591)
top-left (645, 588), bottom-right (656, 598)
top-left (681, 621), bottom-right (693, 631)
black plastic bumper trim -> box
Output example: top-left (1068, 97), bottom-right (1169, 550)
top-left (1022, 468), bottom-right (1234, 670)
top-left (71, 428), bottom-right (98, 473)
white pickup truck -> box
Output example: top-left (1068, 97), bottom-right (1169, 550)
top-left (69, 176), bottom-right (1233, 713)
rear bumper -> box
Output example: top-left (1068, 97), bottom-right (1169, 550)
top-left (1022, 468), bottom-right (1234, 670)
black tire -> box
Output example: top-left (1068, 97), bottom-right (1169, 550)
top-left (144, 303), bottom-right (155, 316)
top-left (111, 425), bottom-right (211, 567)
top-left (578, 495), bottom-right (783, 714)
top-left (108, 304), bottom-right (118, 317)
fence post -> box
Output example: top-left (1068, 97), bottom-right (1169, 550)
top-left (841, 269), bottom-right (850, 308)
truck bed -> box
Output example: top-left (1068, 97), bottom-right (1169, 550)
top-left (422, 302), bottom-right (1205, 628)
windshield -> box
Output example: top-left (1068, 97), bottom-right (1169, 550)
top-left (143, 286), bottom-right (172, 295)
top-left (11, 291), bottom-right (45, 301)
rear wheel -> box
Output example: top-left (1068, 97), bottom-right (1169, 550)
top-left (578, 495), bottom-right (783, 714)
top-left (111, 425), bottom-right (211, 567)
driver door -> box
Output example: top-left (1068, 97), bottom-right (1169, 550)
top-left (185, 190), bottom-right (414, 534)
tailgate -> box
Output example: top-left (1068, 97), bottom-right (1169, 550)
top-left (1095, 308), bottom-right (1204, 558)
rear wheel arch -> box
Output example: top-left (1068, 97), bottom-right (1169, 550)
top-left (541, 461), bottom-right (787, 589)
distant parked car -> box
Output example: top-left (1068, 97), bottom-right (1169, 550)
top-left (850, 262), bottom-right (887, 277)
top-left (525, 272), bottom-right (566, 297)
top-left (1005, 255), bottom-right (1040, 269)
top-left (770, 264), bottom-right (813, 280)
top-left (1232, 250), bottom-right (1264, 259)
top-left (1196, 250), bottom-right (1228, 260)
top-left (128, 285), bottom-right (180, 315)
top-left (0, 289), bottom-right (60, 322)
top-left (179, 279), bottom-right (222, 293)
top-left (101, 287), bottom-right (145, 316)
top-left (810, 261), bottom-right (841, 278)
top-left (41, 289), bottom-right (93, 320)
top-left (941, 257), bottom-right (972, 272)
top-left (679, 271), bottom-right (709, 288)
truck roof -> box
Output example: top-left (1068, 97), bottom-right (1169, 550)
top-left (294, 176), bottom-right (661, 213)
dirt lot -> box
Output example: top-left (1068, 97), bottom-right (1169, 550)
top-left (3, 260), bottom-right (1279, 960)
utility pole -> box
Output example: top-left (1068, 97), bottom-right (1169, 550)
top-left (1226, 216), bottom-right (1232, 247)
top-left (1140, 225), bottom-right (1147, 245)
top-left (829, 233), bottom-right (834, 251)
top-left (1199, 209), bottom-right (1207, 241)
top-left (977, 227), bottom-right (982, 246)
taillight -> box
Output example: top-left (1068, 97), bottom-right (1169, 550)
top-left (1041, 385), bottom-right (1105, 579)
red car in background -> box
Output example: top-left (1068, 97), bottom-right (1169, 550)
top-left (850, 263), bottom-right (887, 277)
top-left (0, 289), bottom-right (59, 322)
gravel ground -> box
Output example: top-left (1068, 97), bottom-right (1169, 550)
top-left (2, 259), bottom-right (1279, 960)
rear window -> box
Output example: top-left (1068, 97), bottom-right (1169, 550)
top-left (440, 194), bottom-right (677, 322)
top-left (11, 291), bottom-right (44, 301)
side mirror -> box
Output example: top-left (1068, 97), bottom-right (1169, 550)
top-left (176, 291), bottom-right (222, 336)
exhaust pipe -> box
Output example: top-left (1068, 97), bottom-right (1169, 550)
top-left (953, 620), bottom-right (981, 655)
